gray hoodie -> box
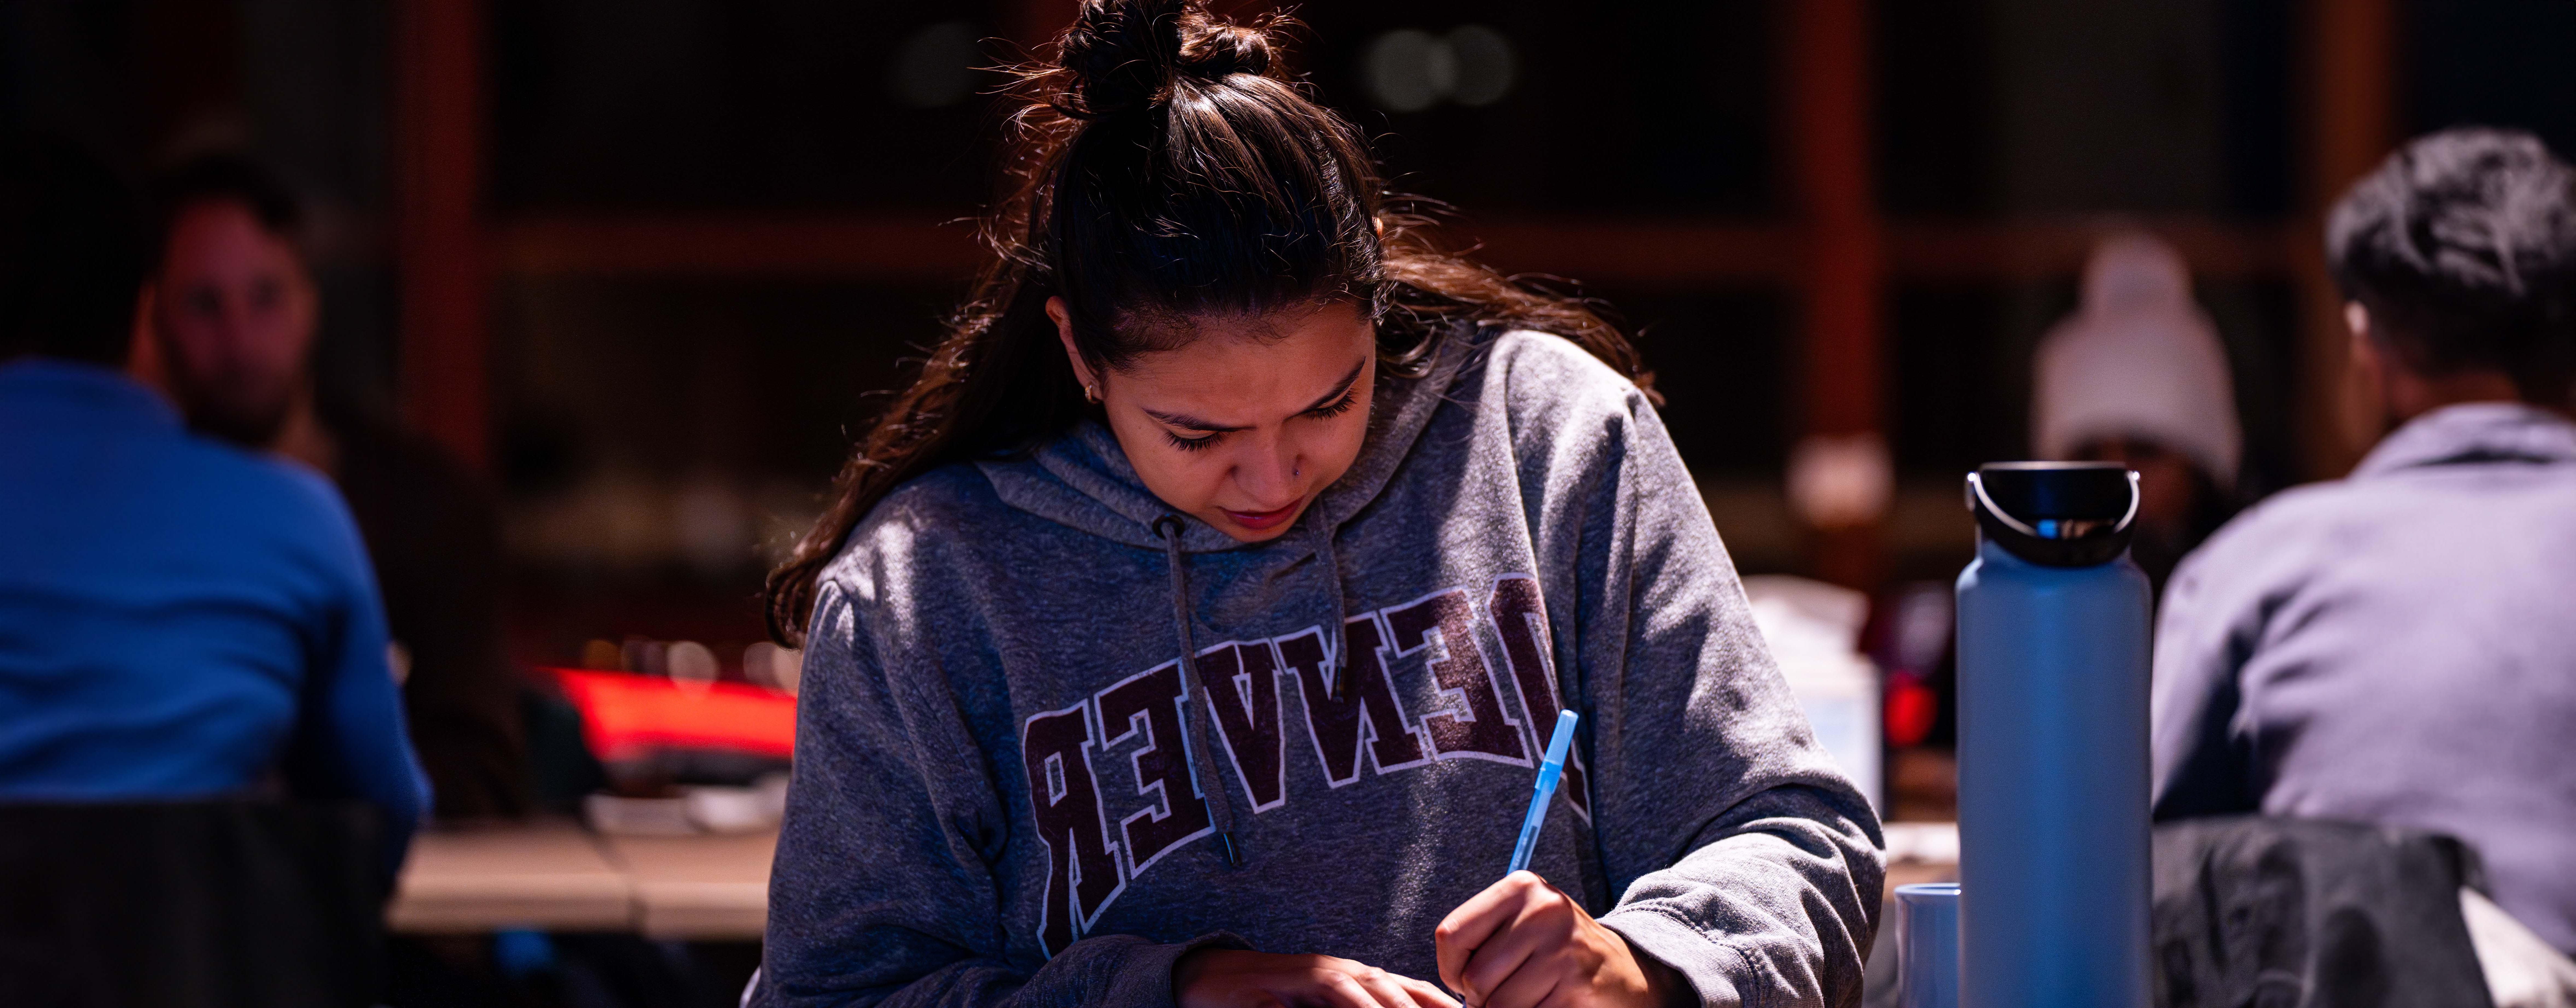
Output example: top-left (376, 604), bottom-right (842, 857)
top-left (756, 327), bottom-right (1884, 1007)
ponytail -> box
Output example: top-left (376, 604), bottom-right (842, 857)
top-left (764, 0), bottom-right (1646, 644)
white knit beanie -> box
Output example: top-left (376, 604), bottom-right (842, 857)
top-left (2032, 233), bottom-right (2243, 490)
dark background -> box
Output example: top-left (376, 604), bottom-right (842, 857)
top-left (7, 0), bottom-right (2572, 656)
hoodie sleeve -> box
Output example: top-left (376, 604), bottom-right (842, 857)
top-left (1541, 371), bottom-right (1885, 1007)
top-left (758, 581), bottom-right (1245, 1008)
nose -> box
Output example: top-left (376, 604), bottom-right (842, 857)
top-left (1232, 432), bottom-right (1303, 508)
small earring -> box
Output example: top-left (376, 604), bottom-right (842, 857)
top-left (1083, 383), bottom-right (1100, 404)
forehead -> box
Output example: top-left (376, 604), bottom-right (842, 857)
top-left (161, 200), bottom-right (302, 275)
top-left (1115, 303), bottom-right (1372, 406)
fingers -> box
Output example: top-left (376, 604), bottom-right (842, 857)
top-left (1457, 887), bottom-right (1574, 1006)
top-left (1317, 959), bottom-right (1441, 1008)
top-left (1455, 918), bottom-right (1544, 1004)
top-left (1356, 966), bottom-right (1431, 1008)
top-left (1182, 952), bottom-right (1458, 1008)
top-left (1434, 871), bottom-right (1541, 995)
top-left (1449, 875), bottom-right (1601, 1008)
top-left (1317, 969), bottom-right (1391, 1008)
top-left (1397, 974), bottom-right (1464, 1008)
top-left (1478, 958), bottom-right (1567, 1008)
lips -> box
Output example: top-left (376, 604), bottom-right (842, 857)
top-left (1221, 499), bottom-right (1303, 531)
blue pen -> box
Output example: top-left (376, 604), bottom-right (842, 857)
top-left (1506, 710), bottom-right (1581, 877)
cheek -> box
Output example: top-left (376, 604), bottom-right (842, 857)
top-left (1119, 428), bottom-right (1225, 509)
top-left (257, 318), bottom-right (310, 368)
top-left (286, 291), bottom-right (321, 347)
top-left (246, 297), bottom-right (311, 360)
top-left (1316, 394), bottom-right (1373, 471)
top-left (160, 322), bottom-right (223, 370)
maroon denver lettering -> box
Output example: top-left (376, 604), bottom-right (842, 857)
top-left (1278, 620), bottom-right (1430, 787)
top-left (1488, 574), bottom-right (1591, 820)
top-left (1382, 588), bottom-right (1529, 765)
top-left (1194, 640), bottom-right (1288, 813)
top-left (1019, 701), bottom-right (1124, 956)
top-left (1094, 662), bottom-right (1214, 876)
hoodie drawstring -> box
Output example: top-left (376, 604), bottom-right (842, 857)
top-left (1154, 514), bottom-right (1244, 868)
top-left (1309, 518), bottom-right (1352, 702)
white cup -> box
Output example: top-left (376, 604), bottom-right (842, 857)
top-left (1896, 882), bottom-right (1960, 1008)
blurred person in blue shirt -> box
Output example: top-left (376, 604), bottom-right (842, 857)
top-left (134, 154), bottom-right (528, 819)
top-left (0, 134), bottom-right (428, 859)
top-left (2152, 128), bottom-right (2576, 967)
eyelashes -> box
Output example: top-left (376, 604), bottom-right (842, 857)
top-left (1307, 391), bottom-right (1359, 420)
top-left (1159, 391), bottom-right (1359, 453)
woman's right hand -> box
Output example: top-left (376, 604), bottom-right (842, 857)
top-left (1177, 949), bottom-right (1462, 1008)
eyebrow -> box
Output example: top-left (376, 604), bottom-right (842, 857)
top-left (1140, 357), bottom-right (1367, 433)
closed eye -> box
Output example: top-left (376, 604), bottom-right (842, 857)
top-left (1305, 390), bottom-right (1358, 420)
top-left (1165, 430), bottom-right (1222, 452)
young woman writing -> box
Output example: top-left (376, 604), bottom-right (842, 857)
top-left (754, 3), bottom-right (1882, 1005)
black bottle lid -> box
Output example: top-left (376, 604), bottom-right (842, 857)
top-left (1965, 462), bottom-right (2140, 568)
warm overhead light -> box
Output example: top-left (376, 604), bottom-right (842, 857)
top-left (1362, 27), bottom-right (1517, 113)
top-left (1447, 26), bottom-right (1517, 107)
top-left (1362, 29), bottom-right (1455, 113)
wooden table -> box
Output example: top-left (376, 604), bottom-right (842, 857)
top-left (389, 820), bottom-right (777, 940)
top-left (603, 830), bottom-right (776, 939)
top-left (391, 820), bottom-right (1948, 941)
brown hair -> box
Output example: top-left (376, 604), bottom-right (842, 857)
top-left (764, 0), bottom-right (1648, 644)
top-left (2328, 127), bottom-right (2576, 404)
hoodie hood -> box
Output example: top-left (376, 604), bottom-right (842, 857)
top-left (976, 322), bottom-right (1477, 553)
top-left (968, 321), bottom-right (1480, 870)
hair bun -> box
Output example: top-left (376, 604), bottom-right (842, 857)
top-left (1057, 0), bottom-right (1185, 118)
top-left (1055, 0), bottom-right (1276, 118)
top-left (1179, 22), bottom-right (1272, 80)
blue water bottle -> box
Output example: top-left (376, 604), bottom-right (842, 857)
top-left (1954, 462), bottom-right (2152, 1008)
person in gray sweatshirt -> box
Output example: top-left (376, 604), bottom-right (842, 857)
top-left (2152, 128), bottom-right (2576, 962)
top-left (751, 2), bottom-right (1884, 1006)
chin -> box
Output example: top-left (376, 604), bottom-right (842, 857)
top-left (1220, 523), bottom-right (1297, 544)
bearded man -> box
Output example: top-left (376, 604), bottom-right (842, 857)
top-left (137, 155), bottom-right (527, 819)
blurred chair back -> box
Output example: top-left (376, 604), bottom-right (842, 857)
top-left (0, 800), bottom-right (385, 1008)
top-left (2152, 816), bottom-right (2492, 1008)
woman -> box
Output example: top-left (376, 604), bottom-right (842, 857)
top-left (756, 3), bottom-right (1881, 1006)
top-left (2031, 234), bottom-right (2246, 599)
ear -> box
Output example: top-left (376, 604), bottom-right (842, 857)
top-left (2345, 301), bottom-right (2399, 425)
top-left (1047, 296), bottom-right (1097, 392)
top-left (127, 283), bottom-right (172, 394)
top-left (2345, 303), bottom-right (2380, 377)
